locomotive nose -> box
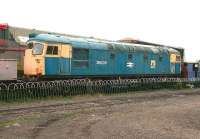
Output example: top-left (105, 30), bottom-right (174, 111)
top-left (24, 49), bottom-right (44, 76)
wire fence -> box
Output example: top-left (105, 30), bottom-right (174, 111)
top-left (0, 78), bottom-right (200, 102)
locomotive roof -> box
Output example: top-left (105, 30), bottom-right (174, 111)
top-left (28, 34), bottom-right (180, 54)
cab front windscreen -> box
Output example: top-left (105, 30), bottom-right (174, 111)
top-left (32, 43), bottom-right (44, 55)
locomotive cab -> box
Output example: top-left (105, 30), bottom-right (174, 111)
top-left (169, 52), bottom-right (181, 75)
top-left (24, 42), bottom-right (45, 76)
top-left (24, 41), bottom-right (72, 77)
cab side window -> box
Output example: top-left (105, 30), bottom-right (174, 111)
top-left (46, 46), bottom-right (58, 55)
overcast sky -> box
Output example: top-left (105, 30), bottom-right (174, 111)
top-left (1, 0), bottom-right (200, 61)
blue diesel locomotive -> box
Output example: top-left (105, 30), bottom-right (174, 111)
top-left (24, 34), bottom-right (181, 79)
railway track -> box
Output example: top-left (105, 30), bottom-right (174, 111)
top-left (1, 89), bottom-right (200, 117)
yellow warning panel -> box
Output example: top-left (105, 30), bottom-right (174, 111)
top-left (24, 49), bottom-right (45, 75)
top-left (170, 54), bottom-right (176, 63)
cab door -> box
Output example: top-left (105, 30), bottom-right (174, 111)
top-left (109, 52), bottom-right (116, 75)
top-left (45, 45), bottom-right (60, 75)
top-left (60, 44), bottom-right (72, 74)
top-left (170, 54), bottom-right (176, 74)
top-left (171, 63), bottom-right (176, 74)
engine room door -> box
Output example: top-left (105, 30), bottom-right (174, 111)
top-left (60, 44), bottom-right (72, 74)
top-left (109, 52), bottom-right (116, 74)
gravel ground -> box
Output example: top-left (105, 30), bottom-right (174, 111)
top-left (1, 89), bottom-right (200, 139)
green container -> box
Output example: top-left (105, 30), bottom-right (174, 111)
top-left (0, 28), bottom-right (9, 40)
top-left (0, 30), bottom-right (3, 39)
top-left (4, 29), bottom-right (9, 40)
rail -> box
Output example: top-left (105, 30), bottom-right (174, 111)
top-left (0, 78), bottom-right (200, 102)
